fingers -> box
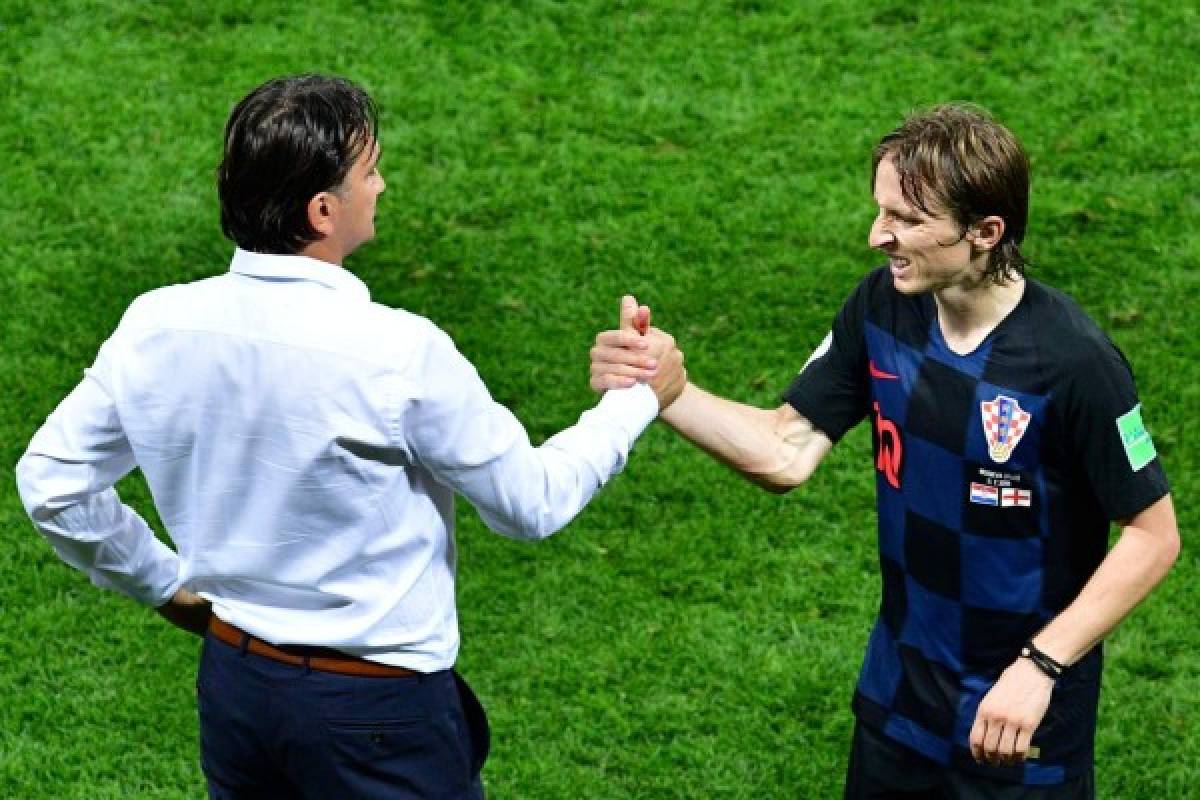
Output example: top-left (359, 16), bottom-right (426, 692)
top-left (641, 327), bottom-right (676, 358)
top-left (634, 304), bottom-right (650, 335)
top-left (970, 702), bottom-right (1006, 766)
top-left (1013, 727), bottom-right (1034, 765)
top-left (971, 707), bottom-right (1001, 764)
top-left (591, 373), bottom-right (637, 391)
top-left (591, 343), bottom-right (658, 370)
top-left (647, 345), bottom-right (687, 410)
top-left (969, 716), bottom-right (986, 764)
top-left (590, 362), bottom-right (657, 386)
top-left (619, 295), bottom-right (638, 332)
top-left (594, 327), bottom-right (673, 351)
top-left (619, 295), bottom-right (652, 335)
top-left (983, 717), bottom-right (1003, 762)
top-left (970, 716), bottom-right (1009, 767)
top-left (971, 713), bottom-right (1033, 767)
top-left (590, 338), bottom-right (659, 393)
top-left (996, 722), bottom-right (1018, 766)
top-left (592, 328), bottom-right (674, 361)
top-left (595, 329), bottom-right (650, 350)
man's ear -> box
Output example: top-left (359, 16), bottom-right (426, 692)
top-left (968, 215), bottom-right (1005, 252)
top-left (306, 191), bottom-right (338, 239)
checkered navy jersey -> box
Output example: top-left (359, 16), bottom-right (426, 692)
top-left (784, 268), bottom-right (1170, 785)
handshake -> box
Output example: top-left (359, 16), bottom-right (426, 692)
top-left (589, 295), bottom-right (688, 411)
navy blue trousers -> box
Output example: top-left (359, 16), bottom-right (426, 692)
top-left (198, 631), bottom-right (489, 799)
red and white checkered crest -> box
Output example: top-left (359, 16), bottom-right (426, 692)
top-left (981, 395), bottom-right (1031, 464)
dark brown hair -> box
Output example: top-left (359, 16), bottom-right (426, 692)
top-left (218, 75), bottom-right (378, 254)
top-left (873, 105), bottom-right (1030, 283)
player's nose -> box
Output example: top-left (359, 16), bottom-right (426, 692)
top-left (868, 216), bottom-right (896, 250)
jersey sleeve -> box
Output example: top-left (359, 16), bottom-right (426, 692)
top-left (781, 275), bottom-right (872, 442)
top-left (1059, 336), bottom-right (1170, 521)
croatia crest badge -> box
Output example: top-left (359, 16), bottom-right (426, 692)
top-left (981, 395), bottom-right (1031, 464)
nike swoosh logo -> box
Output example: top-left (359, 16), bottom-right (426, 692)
top-left (869, 360), bottom-right (900, 380)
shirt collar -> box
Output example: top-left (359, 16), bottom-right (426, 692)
top-left (229, 248), bottom-right (371, 302)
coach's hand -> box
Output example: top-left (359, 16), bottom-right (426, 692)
top-left (969, 657), bottom-right (1054, 767)
top-left (590, 296), bottom-right (686, 410)
top-left (590, 296), bottom-right (655, 390)
top-left (156, 587), bottom-right (212, 638)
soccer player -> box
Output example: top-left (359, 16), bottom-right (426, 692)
top-left (15, 74), bottom-right (684, 799)
top-left (589, 105), bottom-right (1178, 798)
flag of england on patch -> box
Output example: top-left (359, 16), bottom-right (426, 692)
top-left (1001, 488), bottom-right (1032, 507)
top-left (970, 483), bottom-right (999, 505)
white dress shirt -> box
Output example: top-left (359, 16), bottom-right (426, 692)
top-left (16, 249), bottom-right (657, 671)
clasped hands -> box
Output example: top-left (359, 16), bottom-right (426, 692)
top-left (590, 295), bottom-right (686, 410)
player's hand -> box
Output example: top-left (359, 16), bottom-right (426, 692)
top-left (155, 587), bottom-right (212, 637)
top-left (644, 326), bottom-right (686, 410)
top-left (969, 656), bottom-right (1054, 767)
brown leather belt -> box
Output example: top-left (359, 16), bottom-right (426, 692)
top-left (209, 616), bottom-right (419, 678)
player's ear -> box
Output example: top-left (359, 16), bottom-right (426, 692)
top-left (968, 215), bottom-right (1005, 252)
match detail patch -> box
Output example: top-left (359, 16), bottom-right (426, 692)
top-left (1116, 404), bottom-right (1156, 471)
top-left (981, 395), bottom-right (1031, 464)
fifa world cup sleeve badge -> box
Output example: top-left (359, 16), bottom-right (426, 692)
top-left (1116, 404), bottom-right (1157, 471)
top-left (981, 395), bottom-right (1031, 464)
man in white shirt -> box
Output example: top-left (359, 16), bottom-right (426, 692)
top-left (16, 74), bottom-right (683, 799)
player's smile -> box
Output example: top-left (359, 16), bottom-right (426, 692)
top-left (888, 256), bottom-right (911, 278)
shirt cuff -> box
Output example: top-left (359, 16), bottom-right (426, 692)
top-left (590, 383), bottom-right (658, 446)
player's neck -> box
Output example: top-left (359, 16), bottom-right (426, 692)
top-left (933, 276), bottom-right (1026, 355)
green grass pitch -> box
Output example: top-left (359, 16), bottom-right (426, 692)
top-left (1, 1), bottom-right (1196, 797)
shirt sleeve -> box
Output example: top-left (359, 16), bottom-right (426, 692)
top-left (400, 325), bottom-right (659, 540)
top-left (15, 340), bottom-right (184, 607)
top-left (781, 276), bottom-right (872, 442)
top-left (1059, 336), bottom-right (1170, 522)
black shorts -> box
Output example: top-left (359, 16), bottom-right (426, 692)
top-left (844, 721), bottom-right (1094, 800)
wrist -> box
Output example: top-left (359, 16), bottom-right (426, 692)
top-left (656, 371), bottom-right (688, 412)
top-left (1019, 640), bottom-right (1065, 682)
top-left (659, 381), bottom-right (694, 424)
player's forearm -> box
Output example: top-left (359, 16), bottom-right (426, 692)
top-left (1032, 494), bottom-right (1179, 667)
top-left (660, 383), bottom-right (817, 492)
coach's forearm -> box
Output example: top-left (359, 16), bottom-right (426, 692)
top-left (454, 385), bottom-right (659, 541)
top-left (17, 449), bottom-right (184, 608)
top-left (1032, 494), bottom-right (1179, 666)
